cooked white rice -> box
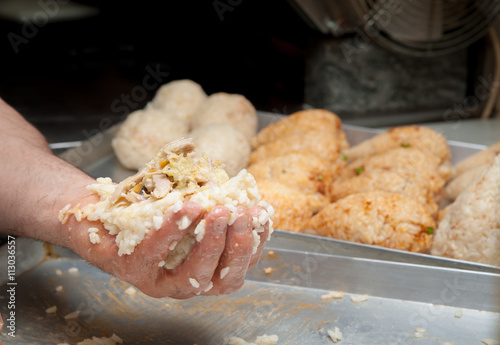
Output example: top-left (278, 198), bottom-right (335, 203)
top-left (191, 92), bottom-right (257, 141)
top-left (64, 139), bottom-right (273, 269)
top-left (431, 154), bottom-right (500, 266)
top-left (112, 108), bottom-right (188, 170)
top-left (150, 79), bottom-right (207, 125)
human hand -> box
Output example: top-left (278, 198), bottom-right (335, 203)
top-left (64, 200), bottom-right (270, 299)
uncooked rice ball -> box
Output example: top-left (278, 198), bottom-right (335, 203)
top-left (189, 123), bottom-right (250, 177)
top-left (191, 92), bottom-right (257, 141)
top-left (431, 154), bottom-right (500, 266)
top-left (151, 79), bottom-right (207, 125)
top-left (112, 108), bottom-right (188, 170)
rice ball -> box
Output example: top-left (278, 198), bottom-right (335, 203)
top-left (189, 123), bottom-right (250, 177)
top-left (191, 92), bottom-right (257, 141)
top-left (151, 79), bottom-right (207, 125)
top-left (112, 108), bottom-right (188, 170)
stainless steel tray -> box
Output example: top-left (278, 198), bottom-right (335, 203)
top-left (56, 111), bottom-right (496, 273)
top-left (1, 112), bottom-right (498, 344)
top-left (0, 241), bottom-right (499, 344)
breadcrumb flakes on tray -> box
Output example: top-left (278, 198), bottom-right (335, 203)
top-left (321, 291), bottom-right (343, 300)
top-left (124, 286), bottom-right (137, 296)
top-left (76, 333), bottom-right (123, 345)
top-left (414, 327), bottom-right (426, 338)
top-left (350, 294), bottom-right (369, 303)
top-left (228, 334), bottom-right (279, 345)
top-left (482, 339), bottom-right (500, 345)
top-left (327, 327), bottom-right (343, 343)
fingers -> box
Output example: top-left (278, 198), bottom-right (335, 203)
top-left (209, 208), bottom-right (254, 295)
top-left (154, 206), bottom-right (231, 298)
top-left (134, 201), bottom-right (203, 269)
top-left (248, 206), bottom-right (271, 269)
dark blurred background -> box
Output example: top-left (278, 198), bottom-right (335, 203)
top-left (0, 0), bottom-right (496, 142)
top-left (0, 0), bottom-right (315, 142)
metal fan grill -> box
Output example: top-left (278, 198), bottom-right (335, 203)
top-left (291, 0), bottom-right (500, 57)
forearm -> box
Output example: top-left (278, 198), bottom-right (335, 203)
top-left (0, 99), bottom-right (96, 248)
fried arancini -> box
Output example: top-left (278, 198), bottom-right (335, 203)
top-left (249, 130), bottom-right (344, 165)
top-left (431, 154), bottom-right (500, 266)
top-left (250, 109), bottom-right (348, 150)
top-left (454, 141), bottom-right (500, 177)
top-left (191, 92), bottom-right (257, 141)
top-left (343, 126), bottom-right (452, 179)
top-left (248, 153), bottom-right (343, 212)
top-left (256, 180), bottom-right (313, 232)
top-left (303, 191), bottom-right (435, 253)
top-left (328, 168), bottom-right (438, 214)
top-left (338, 147), bottom-right (447, 197)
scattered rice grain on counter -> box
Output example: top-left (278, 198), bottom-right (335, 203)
top-left (59, 138), bottom-right (274, 270)
top-left (64, 310), bottom-right (80, 320)
top-left (454, 309), bottom-right (463, 318)
top-left (414, 328), bottom-right (426, 338)
top-left (124, 287), bottom-right (136, 296)
top-left (263, 267), bottom-right (274, 274)
top-left (350, 294), bottom-right (369, 303)
top-left (228, 334), bottom-right (279, 345)
top-left (482, 339), bottom-right (499, 345)
top-left (68, 267), bottom-right (79, 274)
top-left (55, 285), bottom-right (63, 292)
top-left (45, 306), bottom-right (57, 314)
top-left (321, 291), bottom-right (344, 300)
top-left (55, 269), bottom-right (63, 275)
top-left (327, 327), bottom-right (343, 343)
top-left (76, 333), bottom-right (123, 345)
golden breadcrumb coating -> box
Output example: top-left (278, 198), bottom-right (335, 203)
top-left (249, 130), bottom-right (344, 165)
top-left (303, 191), bottom-right (435, 253)
top-left (431, 155), bottom-right (500, 266)
top-left (248, 153), bottom-right (344, 213)
top-left (256, 180), bottom-right (312, 232)
top-left (338, 147), bottom-right (446, 198)
top-left (328, 168), bottom-right (438, 214)
top-left (343, 126), bottom-right (452, 180)
top-left (454, 141), bottom-right (500, 177)
top-left (251, 109), bottom-right (346, 150)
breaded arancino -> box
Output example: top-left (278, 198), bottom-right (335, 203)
top-left (328, 168), bottom-right (438, 214)
top-left (248, 153), bottom-right (345, 213)
top-left (249, 130), bottom-right (345, 165)
top-left (337, 147), bottom-right (447, 198)
top-left (250, 109), bottom-right (347, 150)
top-left (303, 191), bottom-right (435, 253)
top-left (343, 125), bottom-right (453, 180)
top-left (256, 180), bottom-right (313, 233)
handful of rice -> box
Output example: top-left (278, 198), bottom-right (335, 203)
top-left (60, 138), bottom-right (274, 269)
